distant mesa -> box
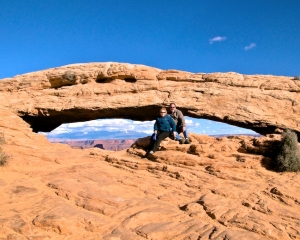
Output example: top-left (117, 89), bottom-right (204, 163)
top-left (0, 62), bottom-right (299, 138)
top-left (54, 139), bottom-right (136, 151)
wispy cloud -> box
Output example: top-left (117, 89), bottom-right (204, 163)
top-left (245, 43), bottom-right (256, 50)
top-left (48, 119), bottom-right (155, 136)
top-left (209, 36), bottom-right (226, 44)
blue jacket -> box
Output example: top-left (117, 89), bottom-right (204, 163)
top-left (154, 114), bottom-right (176, 132)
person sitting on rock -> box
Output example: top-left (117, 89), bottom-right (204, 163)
top-left (146, 108), bottom-right (177, 155)
top-left (168, 103), bottom-right (190, 144)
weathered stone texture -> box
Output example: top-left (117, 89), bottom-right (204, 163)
top-left (1, 62), bottom-right (300, 239)
top-left (0, 62), bottom-right (299, 135)
top-left (0, 106), bottom-right (300, 239)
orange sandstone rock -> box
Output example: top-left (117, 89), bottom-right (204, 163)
top-left (0, 63), bottom-right (300, 239)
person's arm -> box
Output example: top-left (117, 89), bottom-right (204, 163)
top-left (168, 116), bottom-right (177, 137)
top-left (154, 119), bottom-right (158, 134)
top-left (178, 110), bottom-right (186, 127)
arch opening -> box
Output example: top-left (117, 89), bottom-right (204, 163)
top-left (41, 117), bottom-right (258, 142)
top-left (21, 106), bottom-right (273, 136)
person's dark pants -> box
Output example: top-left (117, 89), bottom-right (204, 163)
top-left (147, 131), bottom-right (170, 153)
top-left (176, 125), bottom-right (188, 139)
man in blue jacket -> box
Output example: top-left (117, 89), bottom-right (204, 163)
top-left (146, 107), bottom-right (176, 155)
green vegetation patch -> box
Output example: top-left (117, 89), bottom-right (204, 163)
top-left (273, 130), bottom-right (300, 172)
top-left (0, 132), bottom-right (9, 166)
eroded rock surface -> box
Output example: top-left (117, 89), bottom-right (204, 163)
top-left (1, 63), bottom-right (300, 239)
top-left (0, 62), bottom-right (299, 135)
top-left (0, 107), bottom-right (300, 240)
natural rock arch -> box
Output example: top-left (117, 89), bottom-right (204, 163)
top-left (0, 62), bottom-right (299, 137)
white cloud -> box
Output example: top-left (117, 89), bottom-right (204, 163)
top-left (143, 129), bottom-right (154, 134)
top-left (132, 120), bottom-right (154, 128)
top-left (90, 119), bottom-right (131, 127)
top-left (185, 119), bottom-right (193, 125)
top-left (51, 128), bottom-right (72, 134)
top-left (49, 118), bottom-right (155, 136)
top-left (209, 36), bottom-right (226, 44)
top-left (245, 43), bottom-right (256, 50)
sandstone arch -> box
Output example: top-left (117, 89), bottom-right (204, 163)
top-left (0, 62), bottom-right (299, 137)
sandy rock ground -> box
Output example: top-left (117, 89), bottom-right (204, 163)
top-left (0, 108), bottom-right (300, 240)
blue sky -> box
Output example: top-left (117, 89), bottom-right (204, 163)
top-left (1, 0), bottom-right (299, 139)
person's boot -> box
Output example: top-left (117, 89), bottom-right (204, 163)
top-left (143, 150), bottom-right (154, 158)
top-left (179, 139), bottom-right (185, 144)
top-left (184, 138), bottom-right (190, 144)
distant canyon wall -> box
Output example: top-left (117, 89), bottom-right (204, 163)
top-left (51, 139), bottom-right (136, 151)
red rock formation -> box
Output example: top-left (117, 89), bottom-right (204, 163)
top-left (0, 63), bottom-right (299, 136)
top-left (1, 63), bottom-right (300, 239)
top-left (0, 107), bottom-right (300, 239)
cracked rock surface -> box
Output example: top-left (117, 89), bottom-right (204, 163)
top-left (0, 108), bottom-right (300, 239)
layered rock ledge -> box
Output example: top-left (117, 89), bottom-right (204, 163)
top-left (0, 62), bottom-right (299, 136)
